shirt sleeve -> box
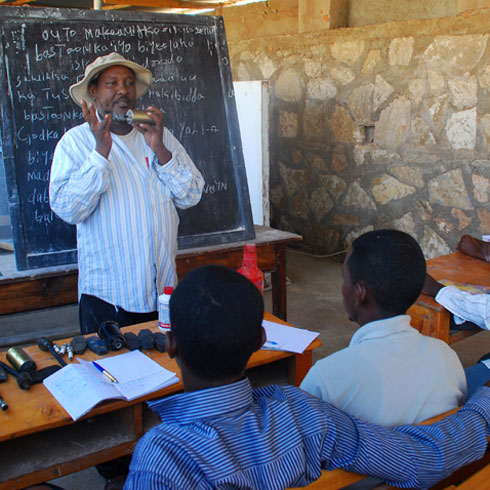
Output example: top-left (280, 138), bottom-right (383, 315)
top-left (154, 129), bottom-right (204, 209)
top-left (435, 286), bottom-right (490, 330)
top-left (49, 128), bottom-right (112, 225)
top-left (322, 386), bottom-right (490, 488)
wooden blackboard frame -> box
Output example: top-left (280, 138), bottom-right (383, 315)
top-left (0, 6), bottom-right (254, 271)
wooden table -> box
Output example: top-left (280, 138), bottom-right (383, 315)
top-left (408, 251), bottom-right (490, 344)
top-left (0, 225), bottom-right (301, 324)
top-left (0, 312), bottom-right (320, 489)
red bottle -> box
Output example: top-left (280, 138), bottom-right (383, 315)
top-left (238, 243), bottom-right (264, 294)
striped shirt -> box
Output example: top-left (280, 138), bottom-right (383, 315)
top-left (49, 123), bottom-right (204, 312)
top-left (436, 285), bottom-right (490, 330)
top-left (124, 378), bottom-right (490, 490)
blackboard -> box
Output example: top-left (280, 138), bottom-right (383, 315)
top-left (0, 6), bottom-right (254, 271)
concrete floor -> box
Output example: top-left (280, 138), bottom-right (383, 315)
top-left (1, 248), bottom-right (488, 489)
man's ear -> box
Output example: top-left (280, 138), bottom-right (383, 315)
top-left (88, 83), bottom-right (97, 100)
top-left (255, 326), bottom-right (267, 352)
top-left (166, 330), bottom-right (178, 359)
top-left (356, 281), bottom-right (369, 305)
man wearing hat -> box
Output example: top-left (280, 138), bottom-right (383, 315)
top-left (49, 53), bottom-right (204, 336)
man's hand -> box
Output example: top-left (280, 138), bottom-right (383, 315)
top-left (82, 100), bottom-right (112, 159)
top-left (422, 273), bottom-right (444, 297)
top-left (134, 106), bottom-right (172, 165)
top-left (457, 235), bottom-right (490, 263)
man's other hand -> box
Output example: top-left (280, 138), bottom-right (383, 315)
top-left (422, 273), bottom-right (444, 297)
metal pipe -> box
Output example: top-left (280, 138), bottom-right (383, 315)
top-left (93, 0), bottom-right (103, 10)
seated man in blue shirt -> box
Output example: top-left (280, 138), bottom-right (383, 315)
top-left (125, 264), bottom-right (490, 490)
top-left (300, 229), bottom-right (466, 427)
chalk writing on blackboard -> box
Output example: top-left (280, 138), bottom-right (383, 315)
top-left (0, 7), bottom-right (254, 270)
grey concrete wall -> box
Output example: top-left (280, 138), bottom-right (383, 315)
top-left (224, 10), bottom-right (490, 258)
top-left (348, 0), bottom-right (458, 27)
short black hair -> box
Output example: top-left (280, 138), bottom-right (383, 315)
top-left (170, 265), bottom-right (264, 382)
top-left (347, 229), bottom-right (426, 315)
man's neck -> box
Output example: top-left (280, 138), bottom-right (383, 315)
top-left (180, 363), bottom-right (243, 393)
top-left (110, 120), bottom-right (133, 135)
top-left (357, 309), bottom-right (402, 328)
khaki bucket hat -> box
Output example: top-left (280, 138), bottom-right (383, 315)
top-left (69, 52), bottom-right (153, 107)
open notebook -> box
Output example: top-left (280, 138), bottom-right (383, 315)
top-left (44, 350), bottom-right (179, 421)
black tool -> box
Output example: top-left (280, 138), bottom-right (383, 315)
top-left (36, 337), bottom-right (67, 367)
top-left (153, 332), bottom-right (166, 353)
top-left (124, 332), bottom-right (140, 351)
top-left (0, 395), bottom-right (8, 411)
top-left (0, 365), bottom-right (7, 383)
top-left (87, 336), bottom-right (109, 355)
top-left (138, 329), bottom-right (154, 350)
top-left (0, 360), bottom-right (33, 390)
top-left (98, 321), bottom-right (125, 351)
top-left (70, 335), bottom-right (87, 355)
top-left (32, 365), bottom-right (61, 383)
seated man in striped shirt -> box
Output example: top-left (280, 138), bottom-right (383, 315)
top-left (49, 52), bottom-right (204, 335)
top-left (124, 265), bottom-right (490, 490)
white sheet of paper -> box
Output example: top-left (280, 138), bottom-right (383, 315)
top-left (261, 319), bottom-right (319, 354)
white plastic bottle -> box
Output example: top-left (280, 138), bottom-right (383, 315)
top-left (158, 286), bottom-right (174, 331)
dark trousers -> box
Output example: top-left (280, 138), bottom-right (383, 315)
top-left (79, 294), bottom-right (158, 334)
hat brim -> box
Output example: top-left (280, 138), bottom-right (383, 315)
top-left (69, 59), bottom-right (153, 107)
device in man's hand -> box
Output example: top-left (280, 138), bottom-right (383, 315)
top-left (112, 109), bottom-right (155, 125)
top-left (126, 109), bottom-right (155, 125)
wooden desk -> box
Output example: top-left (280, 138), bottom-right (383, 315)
top-left (0, 226), bottom-right (301, 325)
top-left (0, 312), bottom-right (320, 489)
top-left (408, 251), bottom-right (490, 344)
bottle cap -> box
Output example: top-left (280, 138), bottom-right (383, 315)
top-left (244, 243), bottom-right (257, 253)
top-left (163, 286), bottom-right (174, 295)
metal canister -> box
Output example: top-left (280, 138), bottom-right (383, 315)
top-left (126, 109), bottom-right (155, 125)
top-left (6, 347), bottom-right (37, 373)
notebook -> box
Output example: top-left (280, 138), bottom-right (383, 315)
top-left (43, 350), bottom-right (179, 421)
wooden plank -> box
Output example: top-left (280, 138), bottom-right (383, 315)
top-left (0, 273), bottom-right (78, 314)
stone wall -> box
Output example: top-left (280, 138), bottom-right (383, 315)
top-left (225, 10), bottom-right (490, 257)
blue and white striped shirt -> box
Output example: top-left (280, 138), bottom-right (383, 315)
top-left (50, 123), bottom-right (204, 312)
top-left (125, 378), bottom-right (490, 489)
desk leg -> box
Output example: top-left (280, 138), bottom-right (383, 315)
top-left (271, 244), bottom-right (287, 321)
top-left (289, 350), bottom-right (312, 386)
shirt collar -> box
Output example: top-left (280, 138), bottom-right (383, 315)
top-left (350, 314), bottom-right (414, 346)
top-left (147, 377), bottom-right (253, 425)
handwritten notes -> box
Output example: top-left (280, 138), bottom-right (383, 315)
top-left (44, 350), bottom-right (178, 421)
top-left (0, 8), bottom-right (253, 269)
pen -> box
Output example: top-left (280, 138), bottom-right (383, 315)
top-left (264, 340), bottom-right (278, 346)
top-left (92, 361), bottom-right (119, 383)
